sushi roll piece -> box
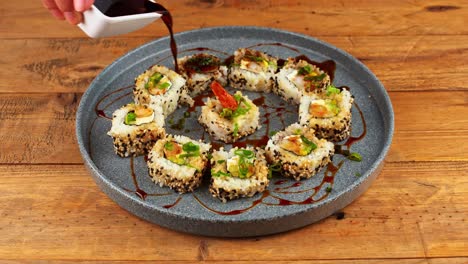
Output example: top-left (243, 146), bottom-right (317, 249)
top-left (210, 147), bottom-right (269, 202)
top-left (107, 103), bottom-right (165, 157)
top-left (177, 53), bottom-right (228, 96)
top-left (228, 48), bottom-right (277, 92)
top-left (274, 58), bottom-right (331, 104)
top-left (265, 123), bottom-right (334, 181)
top-left (134, 65), bottom-right (187, 117)
top-left (147, 135), bottom-right (211, 193)
top-left (199, 81), bottom-right (260, 143)
top-left (299, 85), bottom-right (353, 142)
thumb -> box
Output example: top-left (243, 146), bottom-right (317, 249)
top-left (74, 0), bottom-right (95, 12)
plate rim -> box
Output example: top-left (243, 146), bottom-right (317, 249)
top-left (76, 25), bottom-right (394, 225)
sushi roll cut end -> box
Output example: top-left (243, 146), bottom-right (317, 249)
top-left (228, 48), bottom-right (277, 92)
top-left (198, 81), bottom-right (260, 143)
top-left (266, 123), bottom-right (334, 181)
top-left (299, 85), bottom-right (353, 142)
top-left (134, 65), bottom-right (187, 117)
top-left (210, 147), bottom-right (269, 202)
top-left (108, 104), bottom-right (165, 157)
top-left (178, 53), bottom-right (228, 96)
top-left (147, 135), bottom-right (211, 193)
top-left (274, 58), bottom-right (331, 104)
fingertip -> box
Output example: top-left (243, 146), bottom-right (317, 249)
top-left (74, 0), bottom-right (93, 12)
top-left (50, 8), bottom-right (65, 20)
top-left (74, 0), bottom-right (84, 12)
top-left (64, 11), bottom-right (81, 25)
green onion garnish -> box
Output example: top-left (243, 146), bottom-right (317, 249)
top-left (269, 131), bottom-right (278, 137)
top-left (183, 112), bottom-right (190, 118)
top-left (268, 162), bottom-right (282, 178)
top-left (233, 123), bottom-right (239, 137)
top-left (124, 111), bottom-right (137, 125)
top-left (164, 141), bottom-right (174, 151)
top-left (217, 159), bottom-right (225, 164)
top-left (211, 170), bottom-right (231, 177)
top-left (298, 65), bottom-right (312, 75)
top-left (348, 152), bottom-right (362, 162)
top-left (182, 142), bottom-right (199, 153)
top-left (355, 172), bottom-right (362, 177)
top-left (304, 73), bottom-right (326, 82)
top-left (220, 108), bottom-right (233, 119)
top-left (158, 82), bottom-right (171, 90)
top-left (326, 186), bottom-right (333, 193)
top-left (234, 149), bottom-right (254, 159)
top-left (326, 85), bottom-right (341, 96)
top-left (300, 135), bottom-right (317, 151)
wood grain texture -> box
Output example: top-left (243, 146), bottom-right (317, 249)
top-left (1, 0), bottom-right (468, 261)
top-left (2, 0), bottom-right (468, 38)
top-left (2, 35), bottom-right (468, 93)
top-left (1, 259), bottom-right (468, 264)
top-left (0, 162), bottom-right (466, 261)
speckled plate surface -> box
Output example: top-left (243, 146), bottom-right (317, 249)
top-left (76, 26), bottom-right (394, 237)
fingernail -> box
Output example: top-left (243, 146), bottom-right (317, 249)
top-left (86, 0), bottom-right (95, 9)
top-left (64, 11), bottom-right (79, 25)
top-left (50, 9), bottom-right (65, 20)
top-left (74, 0), bottom-right (85, 12)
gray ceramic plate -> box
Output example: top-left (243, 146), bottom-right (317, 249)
top-left (76, 26), bottom-right (394, 237)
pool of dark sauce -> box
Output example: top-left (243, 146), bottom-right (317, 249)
top-left (88, 7), bottom-right (368, 213)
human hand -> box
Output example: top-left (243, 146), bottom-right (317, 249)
top-left (42, 0), bottom-right (95, 25)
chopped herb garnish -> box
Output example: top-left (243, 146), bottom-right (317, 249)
top-left (304, 73), bottom-right (326, 82)
top-left (269, 131), bottom-right (278, 137)
top-left (233, 123), bottom-right (239, 137)
top-left (164, 141), bottom-right (174, 151)
top-left (158, 82), bottom-right (171, 90)
top-left (326, 85), bottom-right (341, 96)
top-left (268, 162), bottom-right (282, 178)
top-left (124, 111), bottom-right (137, 125)
top-left (220, 108), bottom-right (233, 119)
top-left (326, 186), bottom-right (333, 193)
top-left (298, 65), bottom-right (312, 75)
top-left (182, 142), bottom-right (199, 153)
top-left (206, 153), bottom-right (213, 160)
top-left (146, 72), bottom-right (164, 89)
top-left (183, 112), bottom-right (190, 118)
top-left (300, 135), bottom-right (317, 151)
top-left (245, 55), bottom-right (265, 63)
top-left (217, 159), bottom-right (225, 164)
top-left (234, 149), bottom-right (255, 159)
top-left (293, 128), bottom-right (302, 135)
top-left (348, 152), bottom-right (362, 162)
top-left (211, 170), bottom-right (231, 177)
top-left (233, 94), bottom-right (242, 104)
top-left (355, 172), bottom-right (362, 177)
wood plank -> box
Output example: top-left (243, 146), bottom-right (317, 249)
top-left (0, 162), bottom-right (466, 260)
top-left (2, 0), bottom-right (468, 39)
top-left (2, 35), bottom-right (468, 93)
top-left (0, 93), bottom-right (82, 164)
top-left (2, 259), bottom-right (468, 264)
top-left (1, 258), bottom-right (467, 264)
top-left (1, 91), bottom-right (467, 164)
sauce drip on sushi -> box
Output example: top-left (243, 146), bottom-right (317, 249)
top-left (183, 54), bottom-right (220, 75)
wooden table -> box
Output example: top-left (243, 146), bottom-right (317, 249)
top-left (1, 0), bottom-right (467, 262)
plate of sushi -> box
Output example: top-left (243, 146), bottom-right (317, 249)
top-left (76, 26), bottom-right (394, 237)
